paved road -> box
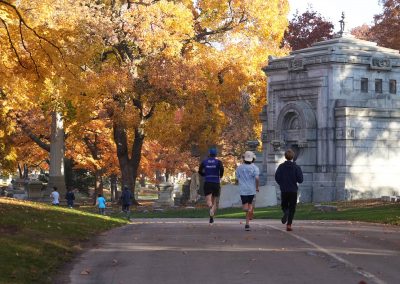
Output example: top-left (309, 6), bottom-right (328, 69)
top-left (58, 219), bottom-right (400, 284)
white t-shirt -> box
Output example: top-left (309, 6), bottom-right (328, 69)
top-left (236, 163), bottom-right (260, 196)
top-left (50, 191), bottom-right (60, 204)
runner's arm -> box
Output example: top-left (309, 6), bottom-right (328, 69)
top-left (256, 176), bottom-right (260, 192)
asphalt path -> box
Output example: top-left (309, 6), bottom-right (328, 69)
top-left (58, 219), bottom-right (400, 284)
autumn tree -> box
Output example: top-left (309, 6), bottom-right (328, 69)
top-left (282, 7), bottom-right (334, 50)
top-left (78, 0), bottom-right (289, 200)
top-left (369, 0), bottom-right (400, 50)
top-left (67, 114), bottom-right (120, 200)
top-left (0, 1), bottom-right (98, 193)
top-left (351, 24), bottom-right (376, 41)
top-left (0, 89), bottom-right (16, 173)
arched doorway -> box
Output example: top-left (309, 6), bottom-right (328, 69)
top-left (275, 101), bottom-right (317, 202)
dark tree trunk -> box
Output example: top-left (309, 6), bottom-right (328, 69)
top-left (111, 93), bottom-right (154, 206)
top-left (129, 127), bottom-right (145, 194)
top-left (23, 164), bottom-right (28, 179)
top-left (113, 121), bottom-right (135, 189)
top-left (139, 175), bottom-right (146, 187)
top-left (93, 170), bottom-right (104, 205)
top-left (18, 164), bottom-right (23, 179)
top-left (113, 122), bottom-right (145, 206)
top-left (64, 158), bottom-right (74, 188)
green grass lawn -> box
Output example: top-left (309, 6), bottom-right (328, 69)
top-left (133, 202), bottom-right (400, 225)
top-left (0, 197), bottom-right (129, 284)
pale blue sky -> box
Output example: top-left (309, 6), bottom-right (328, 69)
top-left (288, 0), bottom-right (382, 31)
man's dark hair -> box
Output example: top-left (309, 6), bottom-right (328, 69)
top-left (284, 149), bottom-right (295, 161)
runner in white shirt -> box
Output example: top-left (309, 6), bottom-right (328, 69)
top-left (50, 187), bottom-right (60, 205)
top-left (235, 151), bottom-right (259, 231)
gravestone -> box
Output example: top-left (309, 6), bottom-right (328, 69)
top-left (180, 180), bottom-right (190, 205)
top-left (262, 33), bottom-right (400, 202)
top-left (154, 182), bottom-right (174, 207)
top-left (27, 180), bottom-right (44, 200)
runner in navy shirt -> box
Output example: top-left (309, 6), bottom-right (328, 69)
top-left (199, 148), bottom-right (224, 223)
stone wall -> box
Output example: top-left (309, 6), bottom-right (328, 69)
top-left (262, 35), bottom-right (400, 202)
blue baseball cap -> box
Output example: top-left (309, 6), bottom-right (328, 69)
top-left (209, 148), bottom-right (217, 156)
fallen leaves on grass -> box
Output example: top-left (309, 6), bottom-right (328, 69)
top-left (80, 268), bottom-right (91, 275)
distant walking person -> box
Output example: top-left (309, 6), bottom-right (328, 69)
top-left (275, 149), bottom-right (303, 231)
top-left (96, 194), bottom-right (106, 215)
top-left (121, 186), bottom-right (133, 219)
top-left (50, 187), bottom-right (60, 206)
top-left (236, 151), bottom-right (259, 231)
top-left (65, 188), bottom-right (75, 208)
top-left (199, 147), bottom-right (224, 224)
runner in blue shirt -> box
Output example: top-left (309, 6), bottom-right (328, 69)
top-left (198, 148), bottom-right (224, 224)
top-left (96, 194), bottom-right (106, 215)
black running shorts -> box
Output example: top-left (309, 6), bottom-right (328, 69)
top-left (203, 182), bottom-right (221, 197)
top-left (240, 195), bottom-right (255, 205)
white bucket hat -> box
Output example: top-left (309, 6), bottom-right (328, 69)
top-left (243, 151), bottom-right (255, 162)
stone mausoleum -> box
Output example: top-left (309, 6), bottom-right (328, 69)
top-left (261, 34), bottom-right (400, 202)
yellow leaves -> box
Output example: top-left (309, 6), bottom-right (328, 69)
top-left (123, 0), bottom-right (194, 56)
top-left (1, 0), bottom-right (292, 178)
top-left (0, 96), bottom-right (17, 172)
top-left (0, 4), bottom-right (14, 24)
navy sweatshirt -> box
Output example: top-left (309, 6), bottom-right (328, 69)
top-left (274, 161), bottom-right (303, 192)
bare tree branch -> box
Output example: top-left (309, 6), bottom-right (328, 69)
top-left (18, 19), bottom-right (39, 76)
top-left (0, 18), bottom-right (28, 69)
top-left (14, 113), bottom-right (51, 152)
top-left (0, 0), bottom-right (62, 53)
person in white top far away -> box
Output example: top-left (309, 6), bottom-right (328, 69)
top-left (50, 187), bottom-right (60, 206)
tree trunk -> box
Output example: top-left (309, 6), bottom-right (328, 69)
top-left (18, 163), bottom-right (23, 179)
top-left (113, 120), bottom-right (145, 206)
top-left (128, 127), bottom-right (144, 204)
top-left (64, 158), bottom-right (74, 188)
top-left (23, 164), bottom-right (28, 179)
top-left (139, 174), bottom-right (146, 187)
top-left (113, 121), bottom-right (135, 189)
top-left (93, 170), bottom-right (104, 205)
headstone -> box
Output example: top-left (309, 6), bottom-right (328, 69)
top-left (180, 180), bottom-right (190, 205)
top-left (154, 182), bottom-right (174, 207)
top-left (0, 186), bottom-right (7, 196)
top-left (8, 178), bottom-right (27, 199)
top-left (13, 178), bottom-right (26, 191)
top-left (189, 172), bottom-right (200, 202)
top-left (27, 180), bottom-right (44, 200)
